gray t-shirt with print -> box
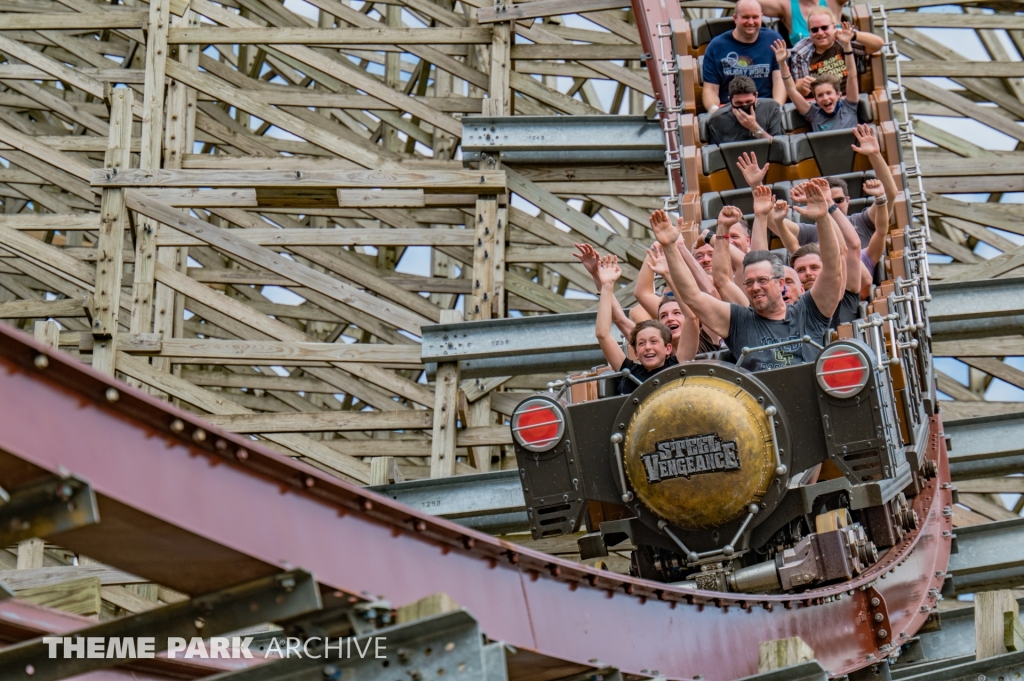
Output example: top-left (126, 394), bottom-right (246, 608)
top-left (726, 292), bottom-right (831, 371)
top-left (803, 97), bottom-right (859, 133)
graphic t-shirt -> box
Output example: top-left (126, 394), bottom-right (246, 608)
top-left (726, 292), bottom-right (830, 371)
top-left (803, 97), bottom-right (859, 132)
top-left (703, 28), bottom-right (784, 103)
top-left (790, 38), bottom-right (868, 95)
top-left (617, 355), bottom-right (679, 395)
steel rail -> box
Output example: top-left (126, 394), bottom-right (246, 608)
top-left (0, 323), bottom-right (952, 681)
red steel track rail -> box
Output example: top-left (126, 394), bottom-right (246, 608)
top-left (0, 321), bottom-right (951, 680)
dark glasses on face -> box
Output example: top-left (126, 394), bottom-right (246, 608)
top-left (833, 196), bottom-right (848, 203)
top-left (809, 25), bottom-right (833, 33)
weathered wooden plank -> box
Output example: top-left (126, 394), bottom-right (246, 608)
top-left (16, 576), bottom-right (101, 617)
top-left (510, 44), bottom-right (641, 60)
top-left (93, 168), bottom-right (505, 193)
top-left (123, 338), bottom-right (423, 364)
top-left (202, 409), bottom-right (433, 433)
top-left (886, 13), bottom-right (1024, 29)
top-left (0, 10), bottom-right (147, 29)
top-left (0, 565), bottom-right (146, 590)
top-left (91, 87), bottom-right (133, 375)
top-left (933, 337), bottom-right (1024, 357)
top-left (0, 297), bottom-right (88, 319)
top-left (168, 26), bottom-right (493, 44)
top-left (900, 61), bottom-right (1024, 78)
top-left (156, 227), bottom-right (475, 247)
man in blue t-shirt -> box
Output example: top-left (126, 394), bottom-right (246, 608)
top-left (702, 0), bottom-right (786, 112)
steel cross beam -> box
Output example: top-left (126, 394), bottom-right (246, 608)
top-left (461, 115), bottom-right (665, 165)
top-left (927, 277), bottom-right (1024, 341)
top-left (0, 322), bottom-right (953, 680)
top-left (205, 610), bottom-right (506, 681)
top-left (944, 517), bottom-right (1024, 595)
top-left (0, 475), bottom-right (99, 547)
top-left (0, 570), bottom-right (322, 681)
top-left (945, 413), bottom-right (1024, 480)
top-left (368, 470), bottom-right (527, 534)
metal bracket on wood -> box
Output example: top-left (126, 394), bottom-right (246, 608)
top-left (206, 609), bottom-right (505, 681)
top-left (0, 476), bottom-right (99, 547)
top-left (0, 569), bottom-right (322, 681)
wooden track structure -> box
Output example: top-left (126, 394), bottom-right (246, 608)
top-left (0, 0), bottom-right (1020, 532)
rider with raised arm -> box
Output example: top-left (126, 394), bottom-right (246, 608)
top-left (650, 179), bottom-right (844, 371)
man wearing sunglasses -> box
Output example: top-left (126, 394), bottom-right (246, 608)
top-left (649, 178), bottom-right (843, 372)
top-left (788, 7), bottom-right (883, 97)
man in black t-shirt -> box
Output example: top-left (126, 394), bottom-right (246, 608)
top-left (651, 179), bottom-right (844, 372)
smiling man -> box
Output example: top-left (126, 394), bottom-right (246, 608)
top-left (650, 178), bottom-right (843, 371)
top-left (702, 0), bottom-right (786, 112)
top-left (789, 8), bottom-right (883, 97)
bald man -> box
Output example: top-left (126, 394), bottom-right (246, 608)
top-left (702, 0), bottom-right (786, 113)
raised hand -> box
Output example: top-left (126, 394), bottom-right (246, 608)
top-left (753, 185), bottom-right (774, 217)
top-left (851, 123), bottom-right (880, 157)
top-left (790, 182), bottom-right (807, 204)
top-left (793, 179), bottom-right (830, 221)
top-left (646, 243), bottom-right (669, 277)
top-left (771, 38), bottom-right (789, 64)
top-left (650, 209), bottom-right (681, 247)
top-left (737, 151), bottom-right (769, 188)
top-left (597, 254), bottom-right (622, 287)
top-left (863, 178), bottom-right (885, 197)
top-left (572, 243), bottom-right (600, 275)
top-left (717, 205), bottom-right (744, 234)
top-left (836, 21), bottom-right (855, 50)
top-left (772, 199), bottom-right (789, 222)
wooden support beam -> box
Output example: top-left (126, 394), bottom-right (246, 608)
top-left (168, 27), bottom-right (493, 44)
top-left (487, 22), bottom-right (511, 116)
top-left (976, 590), bottom-right (1020, 660)
top-left (201, 409), bottom-right (433, 433)
top-left (93, 168), bottom-right (507, 193)
top-left (16, 537), bottom-right (44, 570)
top-left (431, 309), bottom-right (462, 479)
top-left (469, 195), bottom-right (498, 321)
top-left (92, 87), bottom-right (133, 375)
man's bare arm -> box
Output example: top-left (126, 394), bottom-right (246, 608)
top-left (796, 180), bottom-right (845, 317)
top-left (650, 211), bottom-right (733, 338)
top-left (702, 83), bottom-right (721, 113)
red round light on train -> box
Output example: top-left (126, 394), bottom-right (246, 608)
top-left (512, 398), bottom-right (565, 452)
top-left (816, 344), bottom-right (871, 398)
